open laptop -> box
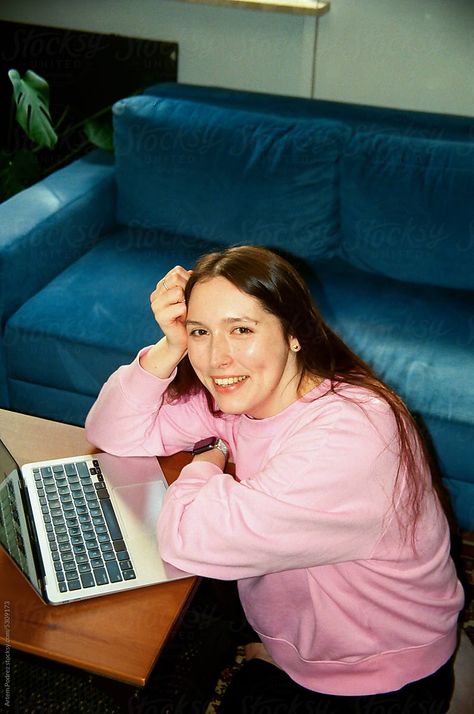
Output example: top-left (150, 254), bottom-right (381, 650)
top-left (0, 438), bottom-right (192, 605)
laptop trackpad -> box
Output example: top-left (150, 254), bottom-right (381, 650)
top-left (111, 481), bottom-right (166, 538)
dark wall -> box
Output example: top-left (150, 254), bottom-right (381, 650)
top-left (0, 20), bottom-right (178, 170)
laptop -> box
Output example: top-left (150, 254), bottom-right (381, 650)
top-left (0, 438), bottom-right (192, 605)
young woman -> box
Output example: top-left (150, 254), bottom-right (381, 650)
top-left (85, 245), bottom-right (464, 713)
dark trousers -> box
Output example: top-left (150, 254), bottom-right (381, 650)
top-left (219, 656), bottom-right (454, 714)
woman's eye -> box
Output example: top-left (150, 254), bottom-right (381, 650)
top-left (190, 329), bottom-right (208, 337)
top-left (233, 327), bottom-right (252, 335)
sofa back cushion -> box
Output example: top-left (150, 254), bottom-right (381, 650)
top-left (113, 95), bottom-right (349, 259)
top-left (340, 132), bottom-right (474, 290)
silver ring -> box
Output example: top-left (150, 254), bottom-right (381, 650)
top-left (162, 279), bottom-right (170, 291)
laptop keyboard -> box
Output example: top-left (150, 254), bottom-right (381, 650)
top-left (33, 459), bottom-right (136, 594)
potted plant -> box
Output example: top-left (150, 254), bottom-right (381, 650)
top-left (0, 69), bottom-right (113, 203)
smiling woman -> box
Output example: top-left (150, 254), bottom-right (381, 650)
top-left (85, 245), bottom-right (463, 713)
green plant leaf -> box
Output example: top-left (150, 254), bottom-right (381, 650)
top-left (83, 114), bottom-right (114, 152)
top-left (8, 69), bottom-right (58, 150)
top-left (0, 149), bottom-right (41, 201)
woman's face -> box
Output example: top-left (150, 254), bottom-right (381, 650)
top-left (185, 277), bottom-right (302, 419)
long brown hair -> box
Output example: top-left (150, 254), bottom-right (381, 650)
top-left (167, 245), bottom-right (451, 538)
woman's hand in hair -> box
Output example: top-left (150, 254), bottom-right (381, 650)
top-left (140, 266), bottom-right (192, 378)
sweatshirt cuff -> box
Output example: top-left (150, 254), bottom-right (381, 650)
top-left (179, 461), bottom-right (224, 480)
top-left (118, 346), bottom-right (177, 408)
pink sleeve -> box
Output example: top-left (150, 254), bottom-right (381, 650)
top-left (85, 348), bottom-right (219, 457)
top-left (157, 400), bottom-right (402, 579)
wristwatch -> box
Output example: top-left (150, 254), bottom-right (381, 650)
top-left (192, 436), bottom-right (229, 462)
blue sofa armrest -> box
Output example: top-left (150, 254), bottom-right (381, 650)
top-left (0, 149), bottom-right (117, 405)
top-left (0, 149), bottom-right (116, 324)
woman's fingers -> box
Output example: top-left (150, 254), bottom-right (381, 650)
top-left (150, 266), bottom-right (192, 305)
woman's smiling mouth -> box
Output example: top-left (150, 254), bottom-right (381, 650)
top-left (212, 376), bottom-right (249, 388)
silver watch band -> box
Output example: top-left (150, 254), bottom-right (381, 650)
top-left (213, 438), bottom-right (229, 461)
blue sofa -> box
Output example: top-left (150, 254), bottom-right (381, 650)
top-left (0, 83), bottom-right (473, 531)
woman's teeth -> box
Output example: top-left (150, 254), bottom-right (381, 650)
top-left (213, 376), bottom-right (248, 386)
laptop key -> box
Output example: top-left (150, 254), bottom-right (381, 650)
top-left (67, 580), bottom-right (81, 591)
top-left (105, 560), bottom-right (122, 583)
top-left (117, 550), bottom-right (130, 561)
top-left (59, 582), bottom-right (68, 593)
top-left (80, 572), bottom-right (95, 588)
top-left (123, 570), bottom-right (136, 581)
top-left (103, 552), bottom-right (116, 561)
top-left (65, 570), bottom-right (79, 581)
top-left (94, 567), bottom-right (109, 586)
top-left (99, 499), bottom-right (122, 541)
top-left (78, 563), bottom-right (92, 573)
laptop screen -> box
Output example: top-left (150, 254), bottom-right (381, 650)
top-left (0, 440), bottom-right (43, 595)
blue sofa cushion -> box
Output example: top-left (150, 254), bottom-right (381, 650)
top-left (4, 228), bottom-right (213, 398)
top-left (340, 132), bottom-right (474, 290)
top-left (112, 95), bottom-right (350, 259)
top-left (309, 261), bottom-right (474, 425)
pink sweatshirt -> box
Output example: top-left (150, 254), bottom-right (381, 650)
top-left (85, 349), bottom-right (464, 696)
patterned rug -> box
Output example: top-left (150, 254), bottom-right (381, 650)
top-left (459, 530), bottom-right (474, 645)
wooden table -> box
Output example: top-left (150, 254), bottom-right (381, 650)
top-left (0, 408), bottom-right (198, 687)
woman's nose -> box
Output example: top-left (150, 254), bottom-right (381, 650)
top-left (210, 334), bottom-right (231, 368)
